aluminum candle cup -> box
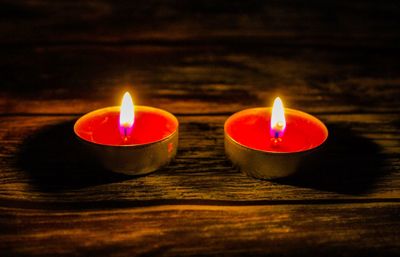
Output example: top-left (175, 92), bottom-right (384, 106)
top-left (74, 106), bottom-right (178, 175)
top-left (224, 107), bottom-right (328, 179)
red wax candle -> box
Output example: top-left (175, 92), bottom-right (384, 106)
top-left (74, 106), bottom-right (178, 146)
top-left (224, 97), bottom-right (328, 179)
top-left (74, 92), bottom-right (178, 175)
top-left (225, 108), bottom-right (327, 153)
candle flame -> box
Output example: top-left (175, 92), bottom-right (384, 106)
top-left (119, 92), bottom-right (134, 138)
top-left (270, 97), bottom-right (286, 138)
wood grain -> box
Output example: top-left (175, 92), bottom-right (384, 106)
top-left (0, 113), bottom-right (398, 207)
top-left (1, 0), bottom-right (400, 48)
top-left (1, 1), bottom-right (400, 255)
top-left (1, 45), bottom-right (399, 115)
top-left (1, 203), bottom-right (399, 257)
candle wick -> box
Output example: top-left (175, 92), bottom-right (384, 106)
top-left (123, 126), bottom-right (129, 143)
top-left (270, 129), bottom-right (283, 147)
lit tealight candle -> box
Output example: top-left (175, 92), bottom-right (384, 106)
top-left (74, 92), bottom-right (178, 175)
top-left (224, 97), bottom-right (328, 179)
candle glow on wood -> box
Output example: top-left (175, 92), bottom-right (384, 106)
top-left (119, 92), bottom-right (135, 141)
top-left (270, 97), bottom-right (286, 144)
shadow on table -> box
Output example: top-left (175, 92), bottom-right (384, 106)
top-left (274, 124), bottom-right (389, 195)
top-left (17, 120), bottom-right (389, 195)
top-left (17, 121), bottom-right (132, 192)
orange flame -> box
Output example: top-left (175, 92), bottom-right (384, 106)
top-left (119, 92), bottom-right (134, 139)
top-left (270, 97), bottom-right (286, 139)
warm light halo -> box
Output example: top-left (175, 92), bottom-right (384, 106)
top-left (270, 97), bottom-right (286, 136)
top-left (119, 92), bottom-right (135, 129)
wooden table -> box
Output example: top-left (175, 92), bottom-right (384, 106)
top-left (1, 1), bottom-right (399, 256)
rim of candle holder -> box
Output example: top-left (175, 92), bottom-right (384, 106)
top-left (224, 130), bottom-right (327, 157)
top-left (74, 127), bottom-right (179, 150)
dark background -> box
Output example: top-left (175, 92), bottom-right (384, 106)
top-left (0, 1), bottom-right (399, 256)
top-left (1, 0), bottom-right (399, 111)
